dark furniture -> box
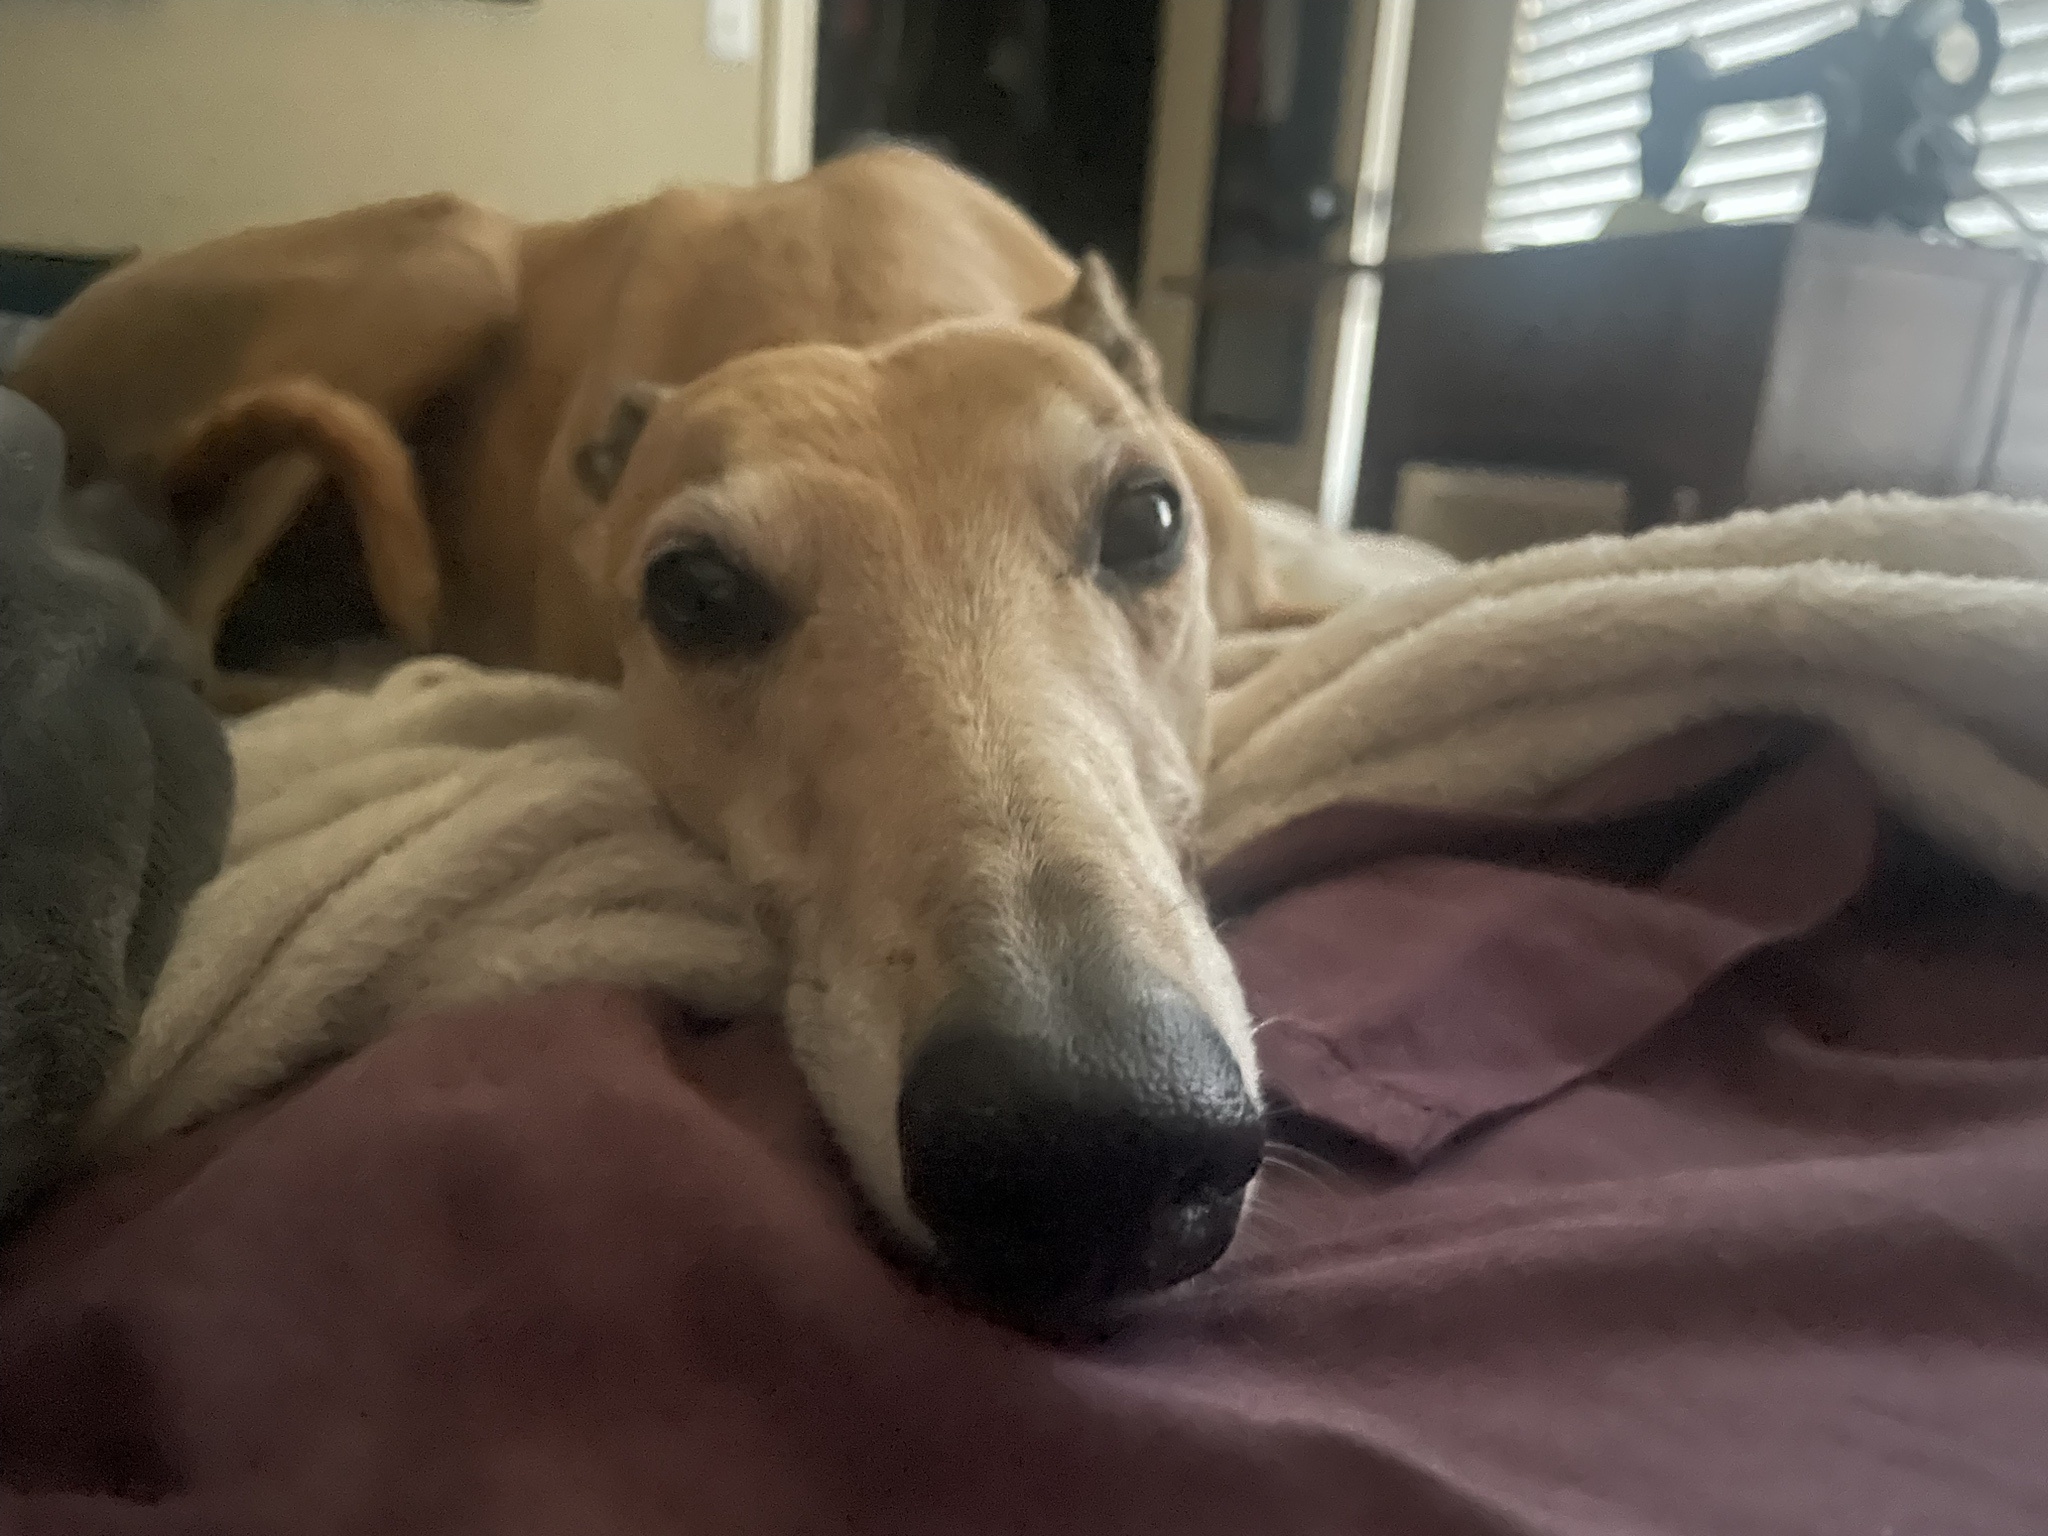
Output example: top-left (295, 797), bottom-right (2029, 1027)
top-left (0, 249), bottom-right (125, 319)
top-left (1356, 220), bottom-right (2045, 531)
top-left (2, 249), bottom-right (129, 375)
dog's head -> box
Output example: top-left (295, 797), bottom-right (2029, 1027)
top-left (568, 256), bottom-right (1261, 1324)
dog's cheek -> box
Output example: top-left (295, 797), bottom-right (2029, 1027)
top-left (564, 481), bottom-right (633, 609)
top-left (1142, 588), bottom-right (1214, 758)
top-left (618, 654), bottom-right (736, 841)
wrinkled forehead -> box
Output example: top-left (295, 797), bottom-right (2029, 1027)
top-left (653, 324), bottom-right (1156, 495)
top-left (872, 319), bottom-right (1157, 463)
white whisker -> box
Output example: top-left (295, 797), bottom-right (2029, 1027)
top-left (1265, 1143), bottom-right (1344, 1185)
top-left (1257, 1146), bottom-right (1342, 1199)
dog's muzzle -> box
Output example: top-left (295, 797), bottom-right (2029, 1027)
top-left (897, 945), bottom-right (1263, 1322)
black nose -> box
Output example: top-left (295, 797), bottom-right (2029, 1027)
top-left (897, 953), bottom-right (1264, 1319)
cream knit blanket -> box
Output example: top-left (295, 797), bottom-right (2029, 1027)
top-left (80, 493), bottom-right (2048, 1158)
top-left (80, 661), bottom-right (779, 1157)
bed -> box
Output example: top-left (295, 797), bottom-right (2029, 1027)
top-left (1, 461), bottom-right (2044, 1532)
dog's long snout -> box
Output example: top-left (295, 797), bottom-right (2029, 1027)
top-left (897, 948), bottom-right (1263, 1319)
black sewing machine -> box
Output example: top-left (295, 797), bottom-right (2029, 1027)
top-left (1639, 0), bottom-right (2003, 235)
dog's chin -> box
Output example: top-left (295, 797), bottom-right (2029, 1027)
top-left (923, 1269), bottom-right (1139, 1345)
top-left (778, 980), bottom-right (932, 1246)
top-left (885, 1224), bottom-right (1246, 1343)
top-left (802, 1185), bottom-right (1123, 1341)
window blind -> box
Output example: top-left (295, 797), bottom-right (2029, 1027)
top-left (1485, 0), bottom-right (2048, 250)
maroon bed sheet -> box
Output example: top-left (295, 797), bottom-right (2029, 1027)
top-left (3, 722), bottom-right (2044, 1535)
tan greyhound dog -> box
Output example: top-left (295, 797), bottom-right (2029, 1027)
top-left (13, 144), bottom-right (1293, 1321)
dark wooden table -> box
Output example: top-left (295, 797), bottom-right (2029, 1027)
top-left (1356, 219), bottom-right (2045, 531)
top-left (0, 249), bottom-right (126, 320)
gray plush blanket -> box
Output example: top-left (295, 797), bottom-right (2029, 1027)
top-left (0, 386), bottom-right (232, 1215)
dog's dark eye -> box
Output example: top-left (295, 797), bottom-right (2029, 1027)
top-left (641, 540), bottom-right (786, 656)
top-left (1097, 476), bottom-right (1186, 586)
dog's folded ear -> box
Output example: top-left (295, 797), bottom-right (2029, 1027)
top-left (1038, 254), bottom-right (1289, 634)
top-left (573, 382), bottom-right (665, 504)
top-left (1032, 252), bottom-right (1165, 411)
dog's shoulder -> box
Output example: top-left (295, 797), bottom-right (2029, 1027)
top-left (807, 136), bottom-right (1024, 224)
top-left (820, 131), bottom-right (958, 171)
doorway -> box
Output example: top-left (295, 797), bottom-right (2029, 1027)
top-left (812, 0), bottom-right (1161, 293)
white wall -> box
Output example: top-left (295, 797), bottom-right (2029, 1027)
top-left (0, 0), bottom-right (780, 254)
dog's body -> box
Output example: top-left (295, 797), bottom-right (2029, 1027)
top-left (14, 146), bottom-right (1292, 1323)
top-left (14, 145), bottom-right (1280, 683)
